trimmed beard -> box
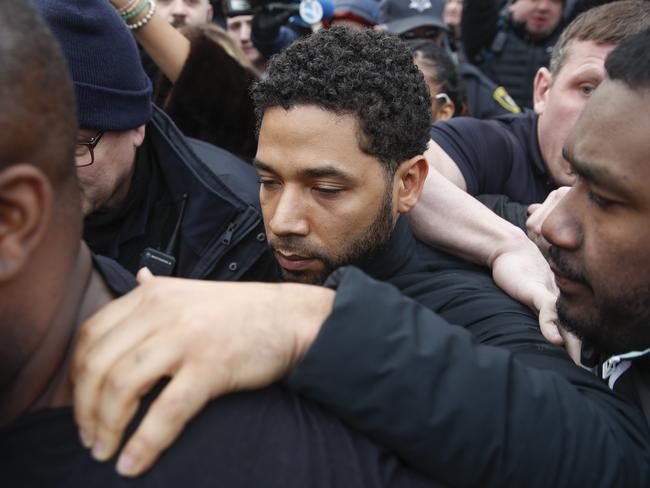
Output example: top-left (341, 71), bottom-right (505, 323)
top-left (269, 182), bottom-right (395, 285)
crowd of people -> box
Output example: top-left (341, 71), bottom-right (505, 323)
top-left (1, 0), bottom-right (650, 486)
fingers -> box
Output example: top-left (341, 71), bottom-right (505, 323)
top-left (73, 304), bottom-right (157, 450)
top-left (74, 289), bottom-right (144, 368)
top-left (559, 328), bottom-right (583, 366)
top-left (114, 366), bottom-right (214, 477)
top-left (137, 267), bottom-right (154, 283)
top-left (539, 307), bottom-right (563, 345)
top-left (527, 203), bottom-right (541, 215)
top-left (89, 338), bottom-right (183, 463)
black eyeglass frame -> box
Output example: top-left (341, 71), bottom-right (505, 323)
top-left (75, 129), bottom-right (105, 167)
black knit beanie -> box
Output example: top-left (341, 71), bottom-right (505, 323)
top-left (34, 0), bottom-right (152, 131)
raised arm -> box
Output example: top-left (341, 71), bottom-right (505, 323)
top-left (409, 163), bottom-right (560, 341)
top-left (109, 0), bottom-right (190, 82)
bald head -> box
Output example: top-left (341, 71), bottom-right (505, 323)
top-left (0, 0), bottom-right (77, 187)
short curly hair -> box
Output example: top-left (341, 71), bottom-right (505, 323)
top-left (252, 27), bottom-right (432, 174)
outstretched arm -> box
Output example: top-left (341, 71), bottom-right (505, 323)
top-left (109, 0), bottom-right (190, 82)
top-left (72, 268), bottom-right (649, 486)
top-left (409, 164), bottom-right (561, 343)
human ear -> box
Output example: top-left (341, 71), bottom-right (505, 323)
top-left (433, 100), bottom-right (456, 121)
top-left (0, 165), bottom-right (52, 281)
top-left (395, 156), bottom-right (429, 214)
top-left (533, 67), bottom-right (552, 115)
top-left (131, 125), bottom-right (146, 149)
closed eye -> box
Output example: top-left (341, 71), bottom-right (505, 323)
top-left (259, 178), bottom-right (281, 189)
top-left (588, 190), bottom-right (615, 208)
top-left (313, 186), bottom-right (343, 194)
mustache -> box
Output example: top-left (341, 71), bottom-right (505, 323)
top-left (548, 245), bottom-right (591, 288)
top-left (268, 236), bottom-right (329, 262)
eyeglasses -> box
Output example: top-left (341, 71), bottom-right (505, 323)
top-left (400, 26), bottom-right (444, 41)
top-left (75, 130), bottom-right (105, 167)
top-left (435, 93), bottom-right (451, 105)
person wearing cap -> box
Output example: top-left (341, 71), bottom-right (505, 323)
top-left (223, 0), bottom-right (268, 75)
top-left (36, 0), bottom-right (277, 282)
top-left (379, 0), bottom-right (521, 118)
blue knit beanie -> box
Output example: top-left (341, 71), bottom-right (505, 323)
top-left (34, 0), bottom-right (152, 131)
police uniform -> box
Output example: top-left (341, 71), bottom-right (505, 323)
top-left (430, 109), bottom-right (556, 205)
top-left (458, 61), bottom-right (520, 119)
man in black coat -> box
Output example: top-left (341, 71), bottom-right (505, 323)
top-left (39, 0), bottom-right (278, 282)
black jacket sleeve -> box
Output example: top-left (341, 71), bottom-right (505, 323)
top-left (285, 267), bottom-right (650, 488)
top-left (475, 193), bottom-right (528, 231)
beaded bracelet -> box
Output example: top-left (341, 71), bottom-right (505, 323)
top-left (117, 0), bottom-right (140, 15)
top-left (122, 0), bottom-right (149, 20)
top-left (128, 0), bottom-right (157, 30)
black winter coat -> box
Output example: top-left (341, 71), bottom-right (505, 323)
top-left (84, 107), bottom-right (278, 282)
top-left (286, 219), bottom-right (650, 487)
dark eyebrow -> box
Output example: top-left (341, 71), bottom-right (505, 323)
top-left (253, 159), bottom-right (275, 174)
top-left (253, 159), bottom-right (357, 184)
top-left (562, 145), bottom-right (632, 197)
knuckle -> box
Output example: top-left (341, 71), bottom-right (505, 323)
top-left (77, 355), bottom-right (106, 380)
top-left (105, 373), bottom-right (131, 397)
top-left (158, 393), bottom-right (193, 421)
top-left (96, 420), bottom-right (125, 440)
top-left (75, 324), bottom-right (96, 347)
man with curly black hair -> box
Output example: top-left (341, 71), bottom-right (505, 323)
top-left (251, 27), bottom-right (432, 284)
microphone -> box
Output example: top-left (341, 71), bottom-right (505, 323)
top-left (252, 0), bottom-right (334, 57)
top-left (297, 0), bottom-right (334, 24)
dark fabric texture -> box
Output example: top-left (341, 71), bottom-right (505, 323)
top-left (475, 194), bottom-right (528, 231)
top-left (1, 385), bottom-right (447, 488)
top-left (91, 254), bottom-right (138, 296)
top-left (458, 62), bottom-right (521, 119)
top-left (431, 109), bottom-right (556, 204)
top-left (461, 0), bottom-right (560, 109)
top-left (83, 106), bottom-right (279, 282)
top-left (35, 0), bottom-right (152, 131)
top-left (154, 31), bottom-right (258, 162)
top-left (286, 220), bottom-right (650, 487)
top-left (0, 257), bottom-right (442, 487)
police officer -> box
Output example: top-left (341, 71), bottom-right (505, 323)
top-left (428, 1), bottom-right (650, 228)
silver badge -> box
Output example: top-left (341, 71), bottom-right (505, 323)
top-left (409, 0), bottom-right (432, 13)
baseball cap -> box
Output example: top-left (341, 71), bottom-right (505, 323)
top-left (379, 0), bottom-right (447, 34)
